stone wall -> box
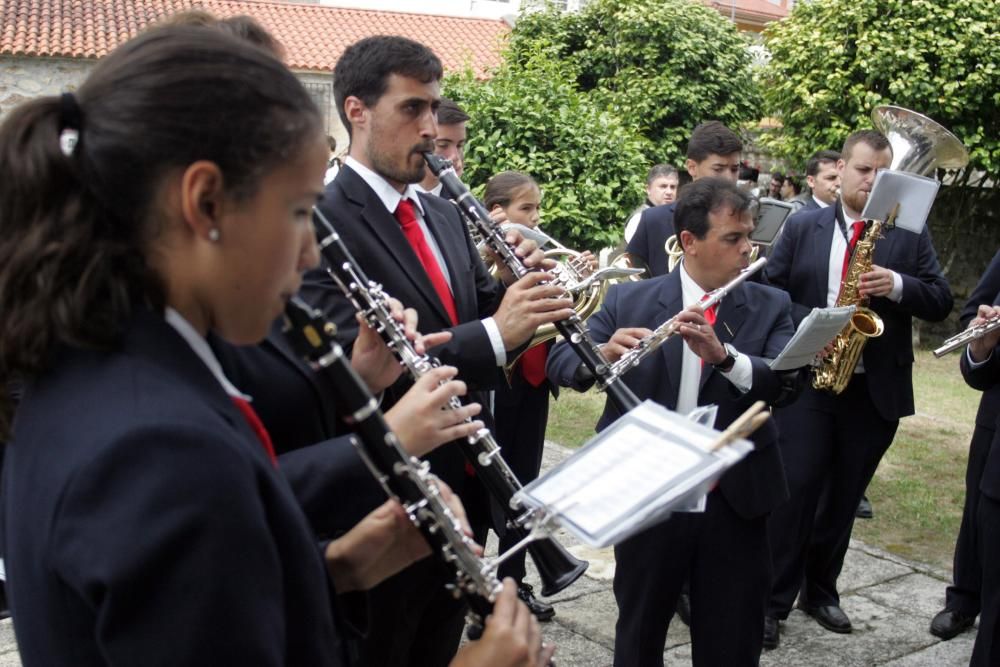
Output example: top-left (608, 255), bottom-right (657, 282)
top-left (0, 56), bottom-right (94, 118)
top-left (0, 56), bottom-right (348, 148)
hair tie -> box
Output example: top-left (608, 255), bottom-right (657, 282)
top-left (58, 92), bottom-right (83, 157)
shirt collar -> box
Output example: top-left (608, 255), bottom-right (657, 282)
top-left (812, 194), bottom-right (830, 208)
top-left (678, 259), bottom-right (709, 308)
top-left (344, 156), bottom-right (426, 217)
top-left (163, 307), bottom-right (249, 400)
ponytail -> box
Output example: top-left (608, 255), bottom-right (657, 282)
top-left (0, 25), bottom-right (322, 437)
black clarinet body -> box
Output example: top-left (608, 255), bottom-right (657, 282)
top-left (423, 153), bottom-right (642, 415)
top-left (311, 207), bottom-right (587, 597)
top-left (282, 297), bottom-right (498, 632)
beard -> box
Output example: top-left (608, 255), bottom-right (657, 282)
top-left (842, 187), bottom-right (869, 216)
top-left (366, 126), bottom-right (432, 185)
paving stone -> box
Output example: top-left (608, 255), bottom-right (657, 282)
top-left (861, 572), bottom-right (955, 619)
top-left (840, 545), bottom-right (916, 594)
top-left (880, 631), bottom-right (975, 666)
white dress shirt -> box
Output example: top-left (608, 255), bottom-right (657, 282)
top-left (675, 261), bottom-right (753, 416)
top-left (344, 157), bottom-right (507, 365)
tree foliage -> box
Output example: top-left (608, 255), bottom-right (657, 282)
top-left (759, 0), bottom-right (1000, 181)
top-left (444, 58), bottom-right (649, 249)
top-left (509, 0), bottom-right (762, 167)
top-left (444, 0), bottom-right (764, 248)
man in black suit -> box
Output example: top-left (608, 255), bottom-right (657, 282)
top-left (764, 130), bottom-right (953, 646)
top-left (626, 121), bottom-right (743, 277)
top-left (301, 35), bottom-right (574, 667)
top-left (549, 178), bottom-right (796, 666)
top-left (930, 249), bottom-right (1000, 640)
top-left (802, 149), bottom-right (841, 212)
top-left (959, 300), bottom-right (1000, 666)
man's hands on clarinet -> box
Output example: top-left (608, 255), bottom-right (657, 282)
top-left (492, 229), bottom-right (575, 351)
top-left (350, 296), bottom-right (484, 458)
top-left (450, 579), bottom-right (557, 667)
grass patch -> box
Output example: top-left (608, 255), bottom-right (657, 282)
top-left (545, 349), bottom-right (980, 567)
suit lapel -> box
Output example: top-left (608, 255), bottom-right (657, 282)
top-left (338, 168), bottom-right (453, 325)
top-left (418, 193), bottom-right (471, 322)
top-left (656, 271), bottom-right (684, 408)
top-left (814, 206), bottom-right (839, 303)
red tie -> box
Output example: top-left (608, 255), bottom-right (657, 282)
top-left (230, 395), bottom-right (278, 467)
top-left (699, 297), bottom-right (717, 368)
top-left (395, 199), bottom-right (459, 326)
top-left (842, 220), bottom-right (866, 280)
top-left (519, 344), bottom-right (549, 387)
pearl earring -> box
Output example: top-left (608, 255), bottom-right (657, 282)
top-left (208, 228), bottom-right (220, 242)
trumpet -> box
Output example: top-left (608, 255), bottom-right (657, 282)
top-left (604, 258), bottom-right (768, 382)
top-left (933, 317), bottom-right (1000, 357)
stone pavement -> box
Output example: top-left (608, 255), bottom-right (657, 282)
top-left (0, 441), bottom-right (978, 666)
top-left (505, 442), bottom-right (978, 666)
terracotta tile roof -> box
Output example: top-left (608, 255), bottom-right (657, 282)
top-left (0, 0), bottom-right (510, 74)
top-left (705, 0), bottom-right (789, 23)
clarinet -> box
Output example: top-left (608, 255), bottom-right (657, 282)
top-left (312, 207), bottom-right (588, 597)
top-left (282, 296), bottom-right (498, 634)
top-left (423, 153), bottom-right (642, 414)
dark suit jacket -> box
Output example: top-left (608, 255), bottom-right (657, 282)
top-left (547, 270), bottom-right (795, 519)
top-left (211, 323), bottom-right (387, 537)
top-left (765, 203), bottom-right (953, 421)
top-left (625, 202), bottom-right (676, 278)
top-left (302, 164), bottom-right (507, 501)
top-left (1, 310), bottom-right (344, 666)
top-left (962, 250), bottom-right (1000, 430)
top-left (963, 333), bottom-right (1000, 500)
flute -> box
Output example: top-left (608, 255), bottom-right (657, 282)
top-left (605, 257), bottom-right (768, 381)
top-left (933, 316), bottom-right (1000, 357)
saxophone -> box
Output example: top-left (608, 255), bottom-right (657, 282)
top-left (811, 219), bottom-right (886, 393)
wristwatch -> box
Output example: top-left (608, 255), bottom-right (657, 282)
top-left (713, 343), bottom-right (738, 373)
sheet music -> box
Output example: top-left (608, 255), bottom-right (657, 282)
top-left (769, 306), bottom-right (856, 371)
top-left (861, 169), bottom-right (939, 234)
top-left (513, 401), bottom-right (752, 547)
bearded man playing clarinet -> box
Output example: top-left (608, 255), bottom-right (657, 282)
top-left (762, 130), bottom-right (953, 648)
top-left (548, 177), bottom-right (796, 666)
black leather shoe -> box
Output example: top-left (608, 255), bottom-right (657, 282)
top-left (804, 604), bottom-right (852, 633)
top-left (930, 608), bottom-right (975, 640)
top-left (517, 583), bottom-right (555, 622)
top-left (856, 495), bottom-right (874, 519)
top-left (676, 592), bottom-right (691, 627)
top-left (763, 616), bottom-right (780, 650)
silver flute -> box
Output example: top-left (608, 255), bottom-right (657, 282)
top-left (933, 316), bottom-right (1000, 357)
top-left (282, 296), bottom-right (499, 635)
top-left (312, 207), bottom-right (588, 597)
top-left (605, 257), bottom-right (768, 381)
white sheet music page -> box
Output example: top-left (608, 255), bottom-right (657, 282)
top-left (513, 400), bottom-right (752, 548)
top-left (861, 169), bottom-right (939, 233)
top-left (769, 306), bottom-right (856, 371)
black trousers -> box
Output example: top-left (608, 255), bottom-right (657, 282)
top-left (612, 492), bottom-right (769, 667)
top-left (945, 423), bottom-right (994, 616)
top-left (971, 493), bottom-right (1000, 666)
top-left (767, 375), bottom-right (898, 617)
top-left (493, 378), bottom-right (550, 583)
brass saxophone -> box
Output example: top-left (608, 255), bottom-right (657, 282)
top-left (811, 220), bottom-right (886, 393)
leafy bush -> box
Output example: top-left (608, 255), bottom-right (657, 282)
top-left (510, 0), bottom-right (762, 167)
top-left (445, 57), bottom-right (649, 249)
top-left (758, 0), bottom-right (1000, 181)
